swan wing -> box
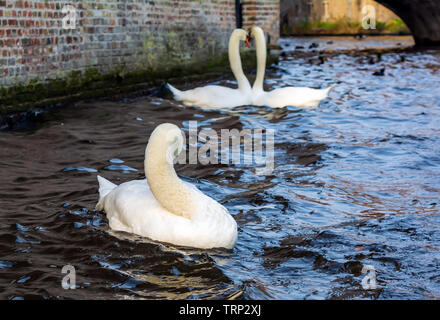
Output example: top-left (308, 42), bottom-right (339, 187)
top-left (98, 179), bottom-right (197, 242)
top-left (259, 86), bottom-right (332, 108)
top-left (169, 85), bottom-right (250, 109)
top-left (183, 182), bottom-right (238, 248)
top-left (98, 179), bottom-right (236, 248)
top-left (98, 180), bottom-right (161, 233)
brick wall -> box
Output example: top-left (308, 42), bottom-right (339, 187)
top-left (242, 0), bottom-right (280, 46)
top-left (0, 0), bottom-right (280, 89)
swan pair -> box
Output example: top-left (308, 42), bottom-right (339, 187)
top-left (166, 26), bottom-right (335, 109)
top-left (97, 123), bottom-right (237, 250)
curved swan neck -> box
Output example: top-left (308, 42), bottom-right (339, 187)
top-left (252, 26), bottom-right (267, 94)
top-left (229, 29), bottom-right (252, 92)
top-left (144, 125), bottom-right (199, 220)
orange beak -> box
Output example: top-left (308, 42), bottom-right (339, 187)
top-left (245, 37), bottom-right (251, 48)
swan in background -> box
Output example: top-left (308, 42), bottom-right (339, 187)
top-left (166, 29), bottom-right (252, 109)
top-left (96, 123), bottom-right (237, 249)
top-left (249, 26), bottom-right (336, 109)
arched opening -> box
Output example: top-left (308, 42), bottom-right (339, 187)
top-left (280, 0), bottom-right (421, 44)
top-left (375, 0), bottom-right (440, 46)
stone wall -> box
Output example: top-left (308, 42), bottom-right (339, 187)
top-left (0, 0), bottom-right (280, 90)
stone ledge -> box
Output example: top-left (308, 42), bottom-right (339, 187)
top-left (0, 51), bottom-right (279, 130)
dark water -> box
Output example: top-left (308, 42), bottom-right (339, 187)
top-left (1, 36), bottom-right (439, 300)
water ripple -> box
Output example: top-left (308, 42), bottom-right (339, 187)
top-left (0, 36), bottom-right (439, 299)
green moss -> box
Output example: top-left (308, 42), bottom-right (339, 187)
top-left (0, 49), bottom-right (276, 117)
top-left (316, 21), bottom-right (337, 30)
top-left (282, 18), bottom-right (410, 35)
top-left (385, 18), bottom-right (409, 33)
top-left (375, 21), bottom-right (387, 32)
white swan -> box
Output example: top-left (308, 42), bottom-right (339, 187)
top-left (166, 29), bottom-right (252, 109)
top-left (96, 123), bottom-right (237, 249)
top-left (249, 26), bottom-right (336, 109)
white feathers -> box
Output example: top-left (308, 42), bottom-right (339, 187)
top-left (250, 26), bottom-right (336, 109)
top-left (166, 29), bottom-right (252, 109)
top-left (96, 123), bottom-right (238, 249)
top-left (96, 175), bottom-right (117, 210)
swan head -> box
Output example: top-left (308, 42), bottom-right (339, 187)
top-left (230, 28), bottom-right (249, 47)
top-left (249, 26), bottom-right (264, 40)
top-left (245, 26), bottom-right (265, 48)
top-left (146, 123), bottom-right (184, 165)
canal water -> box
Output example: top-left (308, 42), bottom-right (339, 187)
top-left (0, 36), bottom-right (439, 299)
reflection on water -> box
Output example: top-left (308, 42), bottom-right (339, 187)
top-left (0, 36), bottom-right (439, 299)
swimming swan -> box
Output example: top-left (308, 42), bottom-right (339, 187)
top-left (96, 123), bottom-right (237, 249)
top-left (166, 29), bottom-right (252, 109)
top-left (249, 26), bottom-right (336, 109)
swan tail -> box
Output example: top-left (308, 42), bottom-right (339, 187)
top-left (165, 83), bottom-right (183, 100)
top-left (96, 175), bottom-right (117, 210)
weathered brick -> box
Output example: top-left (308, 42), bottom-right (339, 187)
top-left (242, 0), bottom-right (280, 45)
top-left (0, 0), bottom-right (280, 87)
